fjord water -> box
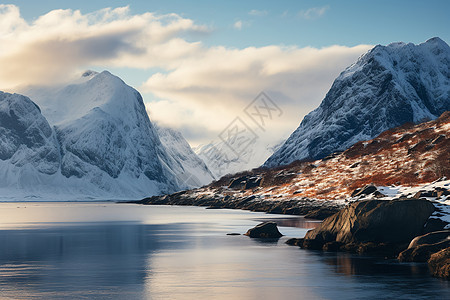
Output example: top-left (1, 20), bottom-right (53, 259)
top-left (0, 203), bottom-right (448, 299)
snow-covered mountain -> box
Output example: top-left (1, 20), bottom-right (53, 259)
top-left (0, 71), bottom-right (213, 200)
top-left (0, 92), bottom-right (60, 175)
top-left (265, 37), bottom-right (450, 167)
top-left (155, 125), bottom-right (215, 186)
top-left (195, 138), bottom-right (284, 178)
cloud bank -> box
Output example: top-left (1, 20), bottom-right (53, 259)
top-left (0, 4), bottom-right (372, 146)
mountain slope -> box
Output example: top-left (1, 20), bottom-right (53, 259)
top-left (0, 71), bottom-right (213, 200)
top-left (265, 37), bottom-right (450, 167)
top-left (156, 125), bottom-right (215, 187)
top-left (0, 92), bottom-right (60, 186)
top-left (138, 111), bottom-right (450, 227)
top-left (195, 139), bottom-right (283, 178)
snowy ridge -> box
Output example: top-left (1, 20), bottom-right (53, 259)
top-left (265, 37), bottom-right (450, 167)
top-left (0, 71), bottom-right (214, 200)
top-left (195, 138), bottom-right (284, 179)
top-left (156, 125), bottom-right (215, 187)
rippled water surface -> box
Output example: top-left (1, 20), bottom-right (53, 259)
top-left (0, 202), bottom-right (448, 299)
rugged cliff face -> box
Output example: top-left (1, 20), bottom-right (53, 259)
top-left (0, 71), bottom-right (214, 200)
top-left (0, 92), bottom-right (60, 176)
top-left (265, 37), bottom-right (450, 167)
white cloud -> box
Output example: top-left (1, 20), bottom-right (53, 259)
top-left (0, 4), bottom-right (372, 147)
top-left (233, 20), bottom-right (243, 30)
top-left (142, 44), bottom-right (372, 145)
top-left (0, 5), bottom-right (209, 90)
top-left (249, 9), bottom-right (268, 17)
top-left (298, 5), bottom-right (330, 20)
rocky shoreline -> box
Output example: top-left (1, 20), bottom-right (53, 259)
top-left (131, 190), bottom-right (344, 220)
top-left (130, 179), bottom-right (450, 280)
top-left (285, 198), bottom-right (450, 280)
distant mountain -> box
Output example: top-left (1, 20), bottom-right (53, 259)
top-left (195, 138), bottom-right (284, 178)
top-left (265, 37), bottom-right (450, 167)
top-left (0, 71), bottom-right (213, 200)
top-left (155, 125), bottom-right (215, 187)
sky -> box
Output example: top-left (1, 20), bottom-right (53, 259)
top-left (1, 0), bottom-right (449, 147)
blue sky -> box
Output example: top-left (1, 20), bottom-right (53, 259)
top-left (2, 1), bottom-right (449, 145)
top-left (11, 0), bottom-right (450, 48)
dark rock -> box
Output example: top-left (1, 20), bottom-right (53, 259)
top-left (244, 177), bottom-right (263, 189)
top-left (428, 247), bottom-right (450, 279)
top-left (301, 238), bottom-right (324, 250)
top-left (413, 188), bottom-right (449, 199)
top-left (413, 190), bottom-right (437, 198)
top-left (322, 241), bottom-right (343, 252)
top-left (228, 176), bottom-right (252, 189)
top-left (436, 187), bottom-right (450, 197)
top-left (398, 240), bottom-right (450, 262)
top-left (226, 233), bottom-right (241, 236)
top-left (398, 230), bottom-right (450, 262)
top-left (341, 243), bottom-right (359, 253)
top-left (374, 191), bottom-right (386, 198)
top-left (322, 151), bottom-right (342, 161)
top-left (423, 218), bottom-right (448, 233)
top-left (304, 207), bottom-right (339, 220)
top-left (244, 222), bottom-right (283, 238)
top-left (286, 238), bottom-right (303, 246)
top-left (349, 162), bottom-right (360, 168)
top-left (304, 199), bottom-right (435, 245)
top-left (408, 230), bottom-right (450, 249)
top-left (351, 184), bottom-right (378, 197)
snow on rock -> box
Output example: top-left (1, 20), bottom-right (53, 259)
top-left (1, 71), bottom-right (213, 200)
top-left (265, 37), bottom-right (450, 167)
top-left (155, 125), bottom-right (215, 187)
top-left (195, 138), bottom-right (284, 179)
top-left (355, 179), bottom-right (450, 229)
top-left (0, 92), bottom-right (60, 176)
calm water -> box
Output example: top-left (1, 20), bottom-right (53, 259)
top-left (0, 203), bottom-right (448, 300)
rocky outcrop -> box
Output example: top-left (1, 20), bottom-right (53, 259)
top-left (304, 207), bottom-right (340, 220)
top-left (245, 222), bottom-right (283, 238)
top-left (351, 184), bottom-right (378, 197)
top-left (134, 191), bottom-right (342, 219)
top-left (304, 199), bottom-right (435, 244)
top-left (408, 230), bottom-right (450, 249)
top-left (428, 247), bottom-right (450, 279)
top-left (398, 230), bottom-right (450, 262)
top-left (295, 199), bottom-right (435, 255)
top-left (228, 175), bottom-right (263, 190)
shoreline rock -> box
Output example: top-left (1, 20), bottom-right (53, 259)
top-left (245, 222), bottom-right (283, 238)
top-left (286, 198), bottom-right (450, 279)
top-left (130, 193), bottom-right (343, 220)
top-left (398, 230), bottom-right (450, 278)
top-left (428, 247), bottom-right (450, 279)
top-left (304, 199), bottom-right (435, 245)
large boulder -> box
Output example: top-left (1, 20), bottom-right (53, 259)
top-left (245, 222), bottom-right (283, 238)
top-left (398, 230), bottom-right (450, 262)
top-left (428, 247), bottom-right (450, 279)
top-left (304, 199), bottom-right (435, 246)
top-left (408, 230), bottom-right (450, 249)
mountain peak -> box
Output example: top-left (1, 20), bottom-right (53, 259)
top-left (81, 70), bottom-right (99, 78)
top-left (3, 71), bottom-right (214, 199)
top-left (425, 36), bottom-right (448, 46)
top-left (264, 38), bottom-right (450, 168)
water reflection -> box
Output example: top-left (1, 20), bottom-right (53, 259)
top-left (0, 203), bottom-right (448, 299)
top-left (252, 216), bottom-right (322, 229)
